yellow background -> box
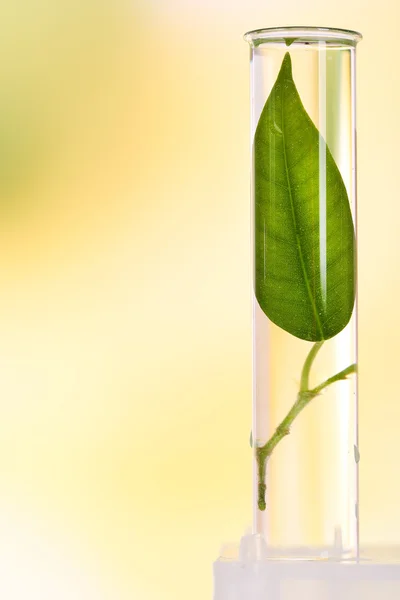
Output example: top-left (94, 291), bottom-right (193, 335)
top-left (0, 1), bottom-right (398, 598)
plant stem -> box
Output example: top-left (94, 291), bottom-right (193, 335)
top-left (256, 342), bottom-right (357, 511)
top-left (300, 341), bottom-right (324, 392)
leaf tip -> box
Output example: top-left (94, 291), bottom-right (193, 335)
top-left (281, 52), bottom-right (293, 75)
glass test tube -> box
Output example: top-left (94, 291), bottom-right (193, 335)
top-left (244, 27), bottom-right (362, 560)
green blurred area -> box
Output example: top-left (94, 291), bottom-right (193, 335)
top-left (0, 0), bottom-right (142, 209)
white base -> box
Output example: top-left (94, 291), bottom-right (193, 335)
top-left (213, 535), bottom-right (400, 599)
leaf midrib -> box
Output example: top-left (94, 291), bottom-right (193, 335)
top-left (280, 79), bottom-right (324, 340)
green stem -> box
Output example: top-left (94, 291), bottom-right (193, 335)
top-left (300, 341), bottom-right (324, 392)
top-left (311, 363), bottom-right (357, 396)
top-left (256, 342), bottom-right (357, 511)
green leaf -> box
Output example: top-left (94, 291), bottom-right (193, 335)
top-left (254, 53), bottom-right (355, 342)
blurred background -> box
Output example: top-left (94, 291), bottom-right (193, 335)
top-left (0, 1), bottom-right (398, 598)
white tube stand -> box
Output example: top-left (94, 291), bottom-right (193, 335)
top-left (213, 534), bottom-right (400, 600)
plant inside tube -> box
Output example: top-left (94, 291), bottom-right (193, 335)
top-left (254, 52), bottom-right (357, 511)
